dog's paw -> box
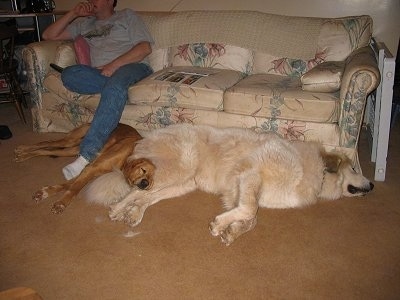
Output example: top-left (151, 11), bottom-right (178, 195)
top-left (51, 202), bottom-right (66, 214)
top-left (124, 205), bottom-right (144, 227)
top-left (109, 204), bottom-right (127, 222)
top-left (32, 189), bottom-right (48, 203)
top-left (219, 218), bottom-right (257, 246)
top-left (14, 146), bottom-right (30, 162)
top-left (219, 228), bottom-right (236, 246)
top-left (209, 218), bottom-right (226, 237)
top-left (209, 221), bottom-right (235, 246)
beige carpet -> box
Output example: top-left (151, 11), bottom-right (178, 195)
top-left (1, 103), bottom-right (400, 300)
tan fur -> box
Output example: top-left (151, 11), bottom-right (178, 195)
top-left (14, 123), bottom-right (155, 214)
top-left (88, 124), bottom-right (373, 245)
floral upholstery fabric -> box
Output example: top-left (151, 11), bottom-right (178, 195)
top-left (118, 103), bottom-right (359, 164)
top-left (44, 72), bottom-right (100, 107)
top-left (301, 61), bottom-right (345, 92)
top-left (253, 15), bottom-right (372, 76)
top-left (22, 11), bottom-right (380, 171)
top-left (224, 74), bottom-right (339, 123)
top-left (169, 44), bottom-right (253, 73)
top-left (129, 66), bottom-right (244, 110)
top-left (316, 16), bottom-right (372, 61)
top-left (119, 103), bottom-right (339, 143)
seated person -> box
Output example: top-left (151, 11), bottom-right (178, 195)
top-left (42, 0), bottom-right (153, 180)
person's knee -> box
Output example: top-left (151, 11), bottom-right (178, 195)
top-left (61, 65), bottom-right (86, 86)
top-left (111, 63), bottom-right (152, 85)
top-left (60, 66), bottom-right (76, 84)
top-left (61, 65), bottom-right (104, 94)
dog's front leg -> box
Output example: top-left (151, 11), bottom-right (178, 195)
top-left (209, 171), bottom-right (261, 245)
top-left (32, 184), bottom-right (66, 203)
top-left (109, 189), bottom-right (142, 222)
top-left (123, 203), bottom-right (149, 227)
top-left (51, 191), bottom-right (75, 214)
top-left (109, 180), bottom-right (198, 227)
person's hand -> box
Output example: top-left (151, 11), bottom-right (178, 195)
top-left (73, 2), bottom-right (95, 17)
top-left (97, 62), bottom-right (120, 77)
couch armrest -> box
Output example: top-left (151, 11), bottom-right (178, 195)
top-left (338, 46), bottom-right (380, 147)
top-left (22, 40), bottom-right (66, 110)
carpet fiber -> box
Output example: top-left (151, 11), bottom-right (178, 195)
top-left (1, 104), bottom-right (399, 299)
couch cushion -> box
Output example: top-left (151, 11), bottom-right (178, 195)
top-left (169, 44), bottom-right (253, 73)
top-left (224, 74), bottom-right (339, 123)
top-left (128, 66), bottom-right (244, 110)
top-left (54, 43), bottom-right (77, 67)
top-left (301, 61), bottom-right (345, 92)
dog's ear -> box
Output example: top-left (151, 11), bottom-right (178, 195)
top-left (321, 152), bottom-right (342, 173)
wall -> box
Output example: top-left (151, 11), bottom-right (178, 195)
top-left (55, 0), bottom-right (400, 55)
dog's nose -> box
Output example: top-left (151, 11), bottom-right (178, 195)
top-left (369, 182), bottom-right (374, 191)
top-left (137, 179), bottom-right (149, 190)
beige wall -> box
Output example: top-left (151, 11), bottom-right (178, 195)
top-left (55, 0), bottom-right (400, 55)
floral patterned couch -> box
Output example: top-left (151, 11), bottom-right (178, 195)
top-left (22, 10), bottom-right (380, 169)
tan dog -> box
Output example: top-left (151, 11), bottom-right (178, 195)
top-left (85, 124), bottom-right (374, 245)
top-left (15, 123), bottom-right (155, 214)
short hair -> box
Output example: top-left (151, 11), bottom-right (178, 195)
top-left (113, 0), bottom-right (117, 7)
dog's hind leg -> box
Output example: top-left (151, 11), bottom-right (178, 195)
top-left (15, 146), bottom-right (80, 162)
top-left (219, 217), bottom-right (257, 246)
top-left (14, 124), bottom-right (90, 162)
top-left (209, 171), bottom-right (261, 242)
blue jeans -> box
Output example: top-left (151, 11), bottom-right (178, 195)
top-left (61, 63), bottom-right (153, 162)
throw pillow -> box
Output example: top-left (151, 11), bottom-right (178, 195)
top-left (301, 61), bottom-right (345, 93)
top-left (74, 35), bottom-right (91, 66)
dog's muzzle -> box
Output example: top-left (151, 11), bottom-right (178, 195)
top-left (348, 182), bottom-right (374, 195)
top-left (137, 179), bottom-right (149, 190)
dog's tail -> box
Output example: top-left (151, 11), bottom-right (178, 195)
top-left (80, 169), bottom-right (131, 206)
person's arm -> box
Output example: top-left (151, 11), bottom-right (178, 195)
top-left (42, 2), bottom-right (94, 41)
top-left (98, 41), bottom-right (152, 77)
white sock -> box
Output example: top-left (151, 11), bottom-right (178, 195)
top-left (62, 155), bottom-right (89, 180)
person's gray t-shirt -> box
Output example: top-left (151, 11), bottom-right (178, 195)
top-left (67, 9), bottom-right (154, 67)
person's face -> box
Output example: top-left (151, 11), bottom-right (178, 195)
top-left (88, 0), bottom-right (114, 15)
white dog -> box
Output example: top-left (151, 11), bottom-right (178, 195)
top-left (84, 124), bottom-right (374, 245)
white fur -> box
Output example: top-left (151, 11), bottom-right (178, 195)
top-left (84, 124), bottom-right (373, 245)
top-left (82, 169), bottom-right (131, 206)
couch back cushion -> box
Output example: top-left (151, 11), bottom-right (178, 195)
top-left (253, 15), bottom-right (372, 76)
top-left (142, 12), bottom-right (372, 78)
top-left (141, 11), bottom-right (322, 60)
top-left (169, 44), bottom-right (252, 73)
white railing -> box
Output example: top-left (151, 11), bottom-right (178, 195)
top-left (366, 39), bottom-right (396, 181)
